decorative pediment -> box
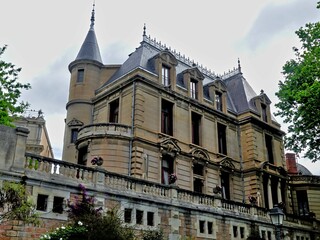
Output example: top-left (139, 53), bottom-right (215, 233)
top-left (67, 118), bottom-right (84, 127)
top-left (207, 78), bottom-right (227, 92)
top-left (190, 147), bottom-right (210, 161)
top-left (219, 157), bottom-right (235, 170)
top-left (159, 138), bottom-right (181, 156)
top-left (182, 67), bottom-right (204, 81)
top-left (158, 50), bottom-right (178, 66)
top-left (251, 90), bottom-right (272, 105)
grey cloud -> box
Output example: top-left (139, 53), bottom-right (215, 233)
top-left (243, 0), bottom-right (319, 50)
top-left (24, 54), bottom-right (71, 115)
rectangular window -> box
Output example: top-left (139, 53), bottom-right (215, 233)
top-left (52, 196), bottom-right (64, 214)
top-left (267, 231), bottom-right (272, 240)
top-left (191, 112), bottom-right (201, 145)
top-left (36, 194), bottom-right (48, 211)
top-left (77, 146), bottom-right (88, 165)
top-left (136, 209), bottom-right (143, 225)
top-left (217, 123), bottom-right (227, 155)
top-left (71, 128), bottom-right (78, 143)
top-left (297, 190), bottom-right (309, 216)
top-left (190, 79), bottom-right (198, 99)
top-left (162, 65), bottom-right (170, 86)
top-left (147, 212), bottom-right (154, 226)
top-left (193, 163), bottom-right (204, 193)
top-left (199, 220), bottom-right (205, 234)
top-left (233, 226), bottom-right (238, 238)
top-left (208, 222), bottom-right (213, 235)
top-left (261, 104), bottom-right (268, 122)
top-left (124, 208), bottom-right (132, 223)
top-left (109, 99), bottom-right (119, 123)
top-left (161, 100), bottom-right (173, 135)
top-left (261, 230), bottom-right (266, 239)
top-left (240, 227), bottom-right (245, 238)
top-left (162, 155), bottom-right (174, 184)
top-left (265, 134), bottom-right (274, 164)
top-left (221, 171), bottom-right (230, 200)
top-left (215, 91), bottom-right (223, 111)
top-left (77, 69), bottom-right (84, 83)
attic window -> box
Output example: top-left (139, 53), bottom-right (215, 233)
top-left (190, 79), bottom-right (198, 99)
top-left (215, 91), bottom-right (223, 111)
top-left (261, 104), bottom-right (267, 122)
top-left (162, 65), bottom-right (170, 87)
top-left (77, 69), bottom-right (84, 83)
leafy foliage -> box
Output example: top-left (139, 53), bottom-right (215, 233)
top-left (0, 45), bottom-right (31, 126)
top-left (0, 181), bottom-right (39, 225)
top-left (275, 14), bottom-right (320, 162)
top-left (142, 229), bottom-right (165, 240)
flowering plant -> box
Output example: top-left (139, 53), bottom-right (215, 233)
top-left (213, 185), bottom-right (222, 194)
top-left (91, 156), bottom-right (103, 166)
top-left (169, 173), bottom-right (177, 184)
top-left (248, 195), bottom-right (257, 204)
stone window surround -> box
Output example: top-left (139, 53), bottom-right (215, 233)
top-left (195, 215), bottom-right (217, 239)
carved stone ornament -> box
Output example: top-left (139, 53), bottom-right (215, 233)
top-left (159, 138), bottom-right (181, 157)
top-left (67, 118), bottom-right (84, 127)
top-left (219, 157), bottom-right (235, 170)
top-left (190, 148), bottom-right (210, 161)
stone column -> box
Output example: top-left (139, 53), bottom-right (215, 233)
top-left (277, 179), bottom-right (282, 204)
top-left (11, 127), bottom-right (29, 173)
top-left (267, 176), bottom-right (273, 208)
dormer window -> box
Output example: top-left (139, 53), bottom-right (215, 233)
top-left (190, 79), bottom-right (198, 99)
top-left (261, 103), bottom-right (267, 122)
top-left (162, 65), bottom-right (170, 87)
top-left (215, 91), bottom-right (223, 111)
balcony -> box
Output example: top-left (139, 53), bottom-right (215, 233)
top-left (77, 123), bottom-right (132, 142)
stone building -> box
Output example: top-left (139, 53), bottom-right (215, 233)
top-left (0, 6), bottom-right (320, 240)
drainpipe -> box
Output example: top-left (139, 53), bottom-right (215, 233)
top-left (128, 81), bottom-right (136, 176)
top-left (237, 125), bottom-right (245, 203)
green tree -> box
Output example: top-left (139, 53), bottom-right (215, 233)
top-left (0, 181), bottom-right (39, 225)
top-left (275, 6), bottom-right (320, 162)
top-left (0, 45), bottom-right (31, 126)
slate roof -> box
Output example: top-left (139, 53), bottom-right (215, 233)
top-left (100, 34), bottom-right (274, 117)
top-left (297, 163), bottom-right (313, 175)
top-left (75, 8), bottom-right (102, 63)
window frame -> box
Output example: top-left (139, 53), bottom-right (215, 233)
top-left (190, 79), bottom-right (198, 99)
top-left (161, 99), bottom-right (173, 136)
top-left (76, 69), bottom-right (84, 83)
top-left (162, 65), bottom-right (170, 87)
top-left (109, 99), bottom-right (120, 123)
top-left (217, 123), bottom-right (227, 155)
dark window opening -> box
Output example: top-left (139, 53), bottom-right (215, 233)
top-left (217, 123), bottom-right (227, 155)
top-left (297, 190), bottom-right (309, 216)
top-left (267, 231), bottom-right (272, 240)
top-left (199, 220), bottom-right (205, 233)
top-left (265, 134), bottom-right (274, 164)
top-left (191, 112), bottom-right (201, 145)
top-left (262, 104), bottom-right (268, 122)
top-left (36, 194), bottom-right (48, 211)
top-left (109, 99), bottom-right (119, 123)
top-left (162, 155), bottom-right (174, 185)
top-left (77, 146), bottom-right (88, 165)
top-left (124, 208), bottom-right (132, 223)
top-left (271, 177), bottom-right (278, 207)
top-left (263, 174), bottom-right (269, 209)
top-left (136, 209), bottom-right (143, 225)
top-left (162, 65), bottom-right (170, 86)
top-left (52, 196), bottom-right (64, 214)
top-left (70, 128), bottom-right (78, 144)
top-left (193, 163), bottom-right (204, 176)
top-left (261, 230), bottom-right (266, 239)
top-left (194, 178), bottom-right (203, 193)
top-left (215, 91), bottom-right (223, 111)
top-left (233, 226), bottom-right (238, 238)
top-left (77, 69), bottom-right (84, 83)
top-left (147, 212), bottom-right (154, 226)
top-left (208, 222), bottom-right (213, 235)
top-left (161, 100), bottom-right (173, 135)
top-left (190, 79), bottom-right (198, 99)
top-left (240, 227), bottom-right (245, 238)
top-left (221, 171), bottom-right (230, 200)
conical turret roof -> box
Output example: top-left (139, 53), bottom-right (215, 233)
top-left (75, 6), bottom-right (102, 63)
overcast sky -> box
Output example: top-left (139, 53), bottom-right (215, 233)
top-left (1, 0), bottom-right (320, 174)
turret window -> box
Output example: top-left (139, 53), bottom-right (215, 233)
top-left (70, 129), bottom-right (78, 143)
top-left (261, 104), bottom-right (268, 122)
top-left (109, 99), bottom-right (119, 123)
top-left (77, 69), bottom-right (84, 83)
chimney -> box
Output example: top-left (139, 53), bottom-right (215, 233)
top-left (286, 153), bottom-right (298, 174)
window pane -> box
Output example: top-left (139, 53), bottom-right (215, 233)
top-left (77, 69), bottom-right (84, 83)
top-left (71, 129), bottom-right (78, 143)
top-left (162, 66), bottom-right (170, 86)
top-left (36, 194), bottom-right (48, 211)
top-left (199, 220), bottom-right (205, 233)
top-left (217, 123), bottom-right (227, 155)
top-left (109, 99), bottom-right (119, 123)
top-left (215, 91), bottom-right (222, 111)
top-left (147, 212), bottom-right (154, 226)
top-left (136, 209), bottom-right (143, 225)
top-left (161, 100), bottom-right (173, 135)
top-left (124, 208), bottom-right (132, 223)
top-left (52, 196), bottom-right (64, 214)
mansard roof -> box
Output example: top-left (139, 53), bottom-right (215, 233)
top-left (75, 7), bottom-right (102, 63)
top-left (103, 33), bottom-right (273, 116)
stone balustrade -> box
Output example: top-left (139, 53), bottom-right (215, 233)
top-left (24, 153), bottom-right (317, 226)
top-left (77, 123), bottom-right (132, 141)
